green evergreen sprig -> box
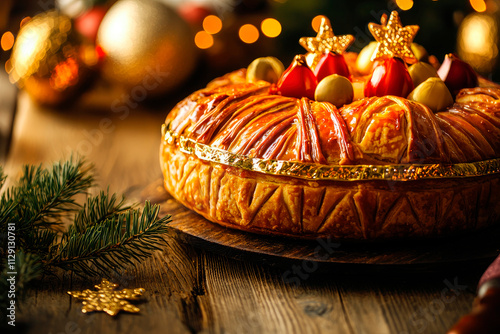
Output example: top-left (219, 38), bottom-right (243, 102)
top-left (51, 201), bottom-right (168, 277)
top-left (0, 157), bottom-right (171, 313)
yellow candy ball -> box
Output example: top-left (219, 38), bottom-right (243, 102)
top-left (356, 41), bottom-right (378, 75)
top-left (407, 77), bottom-right (454, 113)
top-left (246, 57), bottom-right (284, 83)
top-left (409, 61), bottom-right (439, 88)
top-left (411, 43), bottom-right (429, 62)
top-left (315, 74), bottom-right (354, 108)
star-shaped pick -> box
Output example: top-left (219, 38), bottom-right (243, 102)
top-left (68, 279), bottom-right (145, 316)
top-left (368, 11), bottom-right (419, 63)
top-left (299, 16), bottom-right (354, 69)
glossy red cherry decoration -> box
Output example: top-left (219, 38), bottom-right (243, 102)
top-left (314, 52), bottom-right (351, 82)
top-left (277, 55), bottom-right (317, 100)
top-left (364, 57), bottom-right (414, 98)
top-left (437, 53), bottom-right (478, 96)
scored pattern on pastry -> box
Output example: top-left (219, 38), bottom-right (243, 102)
top-left (166, 70), bottom-right (500, 167)
top-left (161, 142), bottom-right (500, 239)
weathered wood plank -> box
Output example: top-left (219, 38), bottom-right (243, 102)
top-left (3, 90), bottom-right (166, 193)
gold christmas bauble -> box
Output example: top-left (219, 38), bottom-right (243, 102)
top-left (97, 0), bottom-right (198, 96)
top-left (9, 11), bottom-right (90, 106)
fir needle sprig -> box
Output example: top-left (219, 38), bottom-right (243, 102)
top-left (0, 157), bottom-right (171, 314)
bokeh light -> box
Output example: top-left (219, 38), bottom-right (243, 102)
top-left (470, 0), bottom-right (487, 12)
top-left (20, 16), bottom-right (31, 28)
top-left (1, 31), bottom-right (14, 51)
top-left (396, 0), bottom-right (414, 11)
top-left (195, 30), bottom-right (214, 49)
top-left (239, 24), bottom-right (259, 44)
top-left (261, 18), bottom-right (281, 38)
top-left (312, 15), bottom-right (323, 33)
top-left (203, 15), bottom-right (222, 35)
top-left (458, 13), bottom-right (498, 73)
top-left (5, 59), bottom-right (12, 74)
top-left (50, 57), bottom-right (79, 90)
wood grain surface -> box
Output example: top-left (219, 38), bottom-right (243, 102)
top-left (3, 91), bottom-right (496, 334)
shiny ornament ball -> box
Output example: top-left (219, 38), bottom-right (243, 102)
top-left (74, 6), bottom-right (108, 42)
top-left (9, 11), bottom-right (90, 106)
top-left (97, 0), bottom-right (198, 96)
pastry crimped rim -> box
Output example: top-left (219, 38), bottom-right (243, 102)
top-left (162, 125), bottom-right (500, 182)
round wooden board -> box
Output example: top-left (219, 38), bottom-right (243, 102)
top-left (141, 180), bottom-right (500, 273)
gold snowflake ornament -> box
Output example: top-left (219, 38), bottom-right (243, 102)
top-left (68, 279), bottom-right (145, 316)
top-left (299, 16), bottom-right (354, 69)
top-left (368, 11), bottom-right (419, 63)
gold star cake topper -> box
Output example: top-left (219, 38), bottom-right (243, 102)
top-left (368, 11), bottom-right (419, 63)
top-left (299, 16), bottom-right (354, 69)
top-left (68, 279), bottom-right (145, 316)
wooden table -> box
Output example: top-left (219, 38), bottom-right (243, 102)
top-left (2, 79), bottom-right (493, 334)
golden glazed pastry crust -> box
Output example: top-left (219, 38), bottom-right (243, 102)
top-left (160, 69), bottom-right (500, 240)
top-left (160, 141), bottom-right (500, 239)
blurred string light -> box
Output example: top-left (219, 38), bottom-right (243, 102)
top-left (458, 12), bottom-right (498, 74)
top-left (312, 15), bottom-right (322, 32)
top-left (395, 0), bottom-right (414, 10)
top-left (470, 0), bottom-right (487, 12)
top-left (203, 15), bottom-right (222, 34)
top-left (20, 16), bottom-right (31, 28)
top-left (261, 18), bottom-right (281, 38)
top-left (5, 59), bottom-right (12, 74)
top-left (194, 30), bottom-right (213, 49)
top-left (1, 31), bottom-right (14, 51)
top-left (239, 24), bottom-right (259, 44)
top-left (195, 13), bottom-right (282, 49)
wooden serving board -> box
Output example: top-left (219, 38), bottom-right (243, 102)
top-left (141, 180), bottom-right (500, 273)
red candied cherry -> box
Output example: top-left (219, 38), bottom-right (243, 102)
top-left (314, 52), bottom-right (351, 82)
top-left (364, 57), bottom-right (414, 98)
top-left (277, 55), bottom-right (317, 100)
top-left (437, 53), bottom-right (478, 96)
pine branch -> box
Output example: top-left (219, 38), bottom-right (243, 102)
top-left (14, 158), bottom-right (94, 229)
top-left (0, 192), bottom-right (15, 232)
top-left (69, 189), bottom-right (132, 236)
top-left (0, 167), bottom-right (12, 221)
top-left (23, 229), bottom-right (59, 256)
top-left (0, 157), bottom-right (172, 309)
top-left (48, 202), bottom-right (171, 277)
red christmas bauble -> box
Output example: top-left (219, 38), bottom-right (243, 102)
top-left (74, 6), bottom-right (108, 42)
